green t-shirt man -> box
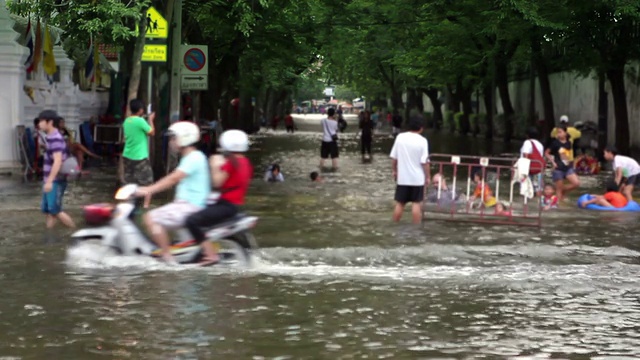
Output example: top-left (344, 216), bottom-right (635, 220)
top-left (122, 116), bottom-right (152, 160)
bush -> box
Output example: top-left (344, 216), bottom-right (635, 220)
top-left (513, 114), bottom-right (527, 139)
top-left (454, 112), bottom-right (464, 134)
top-left (477, 113), bottom-right (488, 136)
top-left (424, 112), bottom-right (433, 128)
top-left (470, 114), bottom-right (479, 136)
top-left (494, 114), bottom-right (505, 138)
top-left (445, 111), bottom-right (455, 133)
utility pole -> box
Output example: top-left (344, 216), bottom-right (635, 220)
top-left (169, 0), bottom-right (182, 123)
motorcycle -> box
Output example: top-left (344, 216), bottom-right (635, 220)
top-left (70, 184), bottom-right (259, 266)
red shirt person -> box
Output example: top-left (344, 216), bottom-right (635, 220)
top-left (184, 130), bottom-right (254, 265)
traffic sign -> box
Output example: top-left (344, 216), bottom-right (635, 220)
top-left (181, 75), bottom-right (208, 91)
top-left (180, 45), bottom-right (208, 75)
top-left (144, 7), bottom-right (168, 39)
top-left (142, 44), bottom-right (167, 62)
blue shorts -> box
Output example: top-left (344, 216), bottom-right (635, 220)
top-left (41, 180), bottom-right (68, 215)
top-left (552, 167), bottom-right (576, 182)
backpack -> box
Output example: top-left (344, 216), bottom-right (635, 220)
top-left (338, 117), bottom-right (348, 132)
top-left (526, 140), bottom-right (545, 175)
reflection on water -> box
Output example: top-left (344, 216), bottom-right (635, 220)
top-left (1, 130), bottom-right (640, 359)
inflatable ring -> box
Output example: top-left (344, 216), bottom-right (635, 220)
top-left (577, 194), bottom-right (640, 212)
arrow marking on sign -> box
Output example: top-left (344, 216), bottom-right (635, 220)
top-left (184, 76), bottom-right (205, 80)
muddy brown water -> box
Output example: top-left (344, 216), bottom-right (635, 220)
top-left (1, 129), bottom-right (639, 359)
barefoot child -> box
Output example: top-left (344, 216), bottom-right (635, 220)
top-left (580, 180), bottom-right (628, 209)
top-left (541, 184), bottom-right (559, 210)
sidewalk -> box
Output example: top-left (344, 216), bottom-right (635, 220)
top-left (0, 175), bottom-right (40, 196)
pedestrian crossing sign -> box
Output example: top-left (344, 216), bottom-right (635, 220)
top-left (143, 6), bottom-right (168, 39)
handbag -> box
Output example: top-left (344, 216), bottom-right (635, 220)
top-left (322, 118), bottom-right (338, 142)
top-left (60, 155), bottom-right (80, 178)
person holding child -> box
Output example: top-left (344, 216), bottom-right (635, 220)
top-left (603, 145), bottom-right (640, 202)
top-left (545, 125), bottom-right (580, 201)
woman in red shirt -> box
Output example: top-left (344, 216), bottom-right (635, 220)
top-left (185, 130), bottom-right (253, 265)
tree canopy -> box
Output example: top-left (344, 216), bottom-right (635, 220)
top-left (8, 0), bottom-right (640, 151)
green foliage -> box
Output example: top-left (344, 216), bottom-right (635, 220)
top-left (334, 86), bottom-right (360, 102)
top-left (469, 114), bottom-right (479, 136)
top-left (444, 111), bottom-right (455, 133)
top-left (477, 113), bottom-right (488, 137)
top-left (294, 76), bottom-right (324, 104)
top-left (424, 112), bottom-right (433, 128)
top-left (7, 0), bottom-right (150, 62)
top-left (453, 112), bottom-right (464, 134)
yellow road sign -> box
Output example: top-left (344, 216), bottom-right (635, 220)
top-left (142, 44), bottom-right (167, 62)
top-left (143, 6), bottom-right (168, 39)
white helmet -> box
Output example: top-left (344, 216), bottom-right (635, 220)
top-left (219, 129), bottom-right (249, 152)
top-left (168, 121), bottom-right (200, 147)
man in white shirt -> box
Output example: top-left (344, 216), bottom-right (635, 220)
top-left (604, 145), bottom-right (640, 201)
top-left (320, 108), bottom-right (339, 170)
top-left (390, 116), bottom-right (430, 224)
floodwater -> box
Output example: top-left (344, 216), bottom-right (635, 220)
top-left (1, 127), bottom-right (639, 359)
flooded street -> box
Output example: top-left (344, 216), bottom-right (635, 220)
top-left (1, 129), bottom-right (640, 359)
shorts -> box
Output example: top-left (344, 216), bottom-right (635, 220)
top-left (41, 180), bottom-right (68, 215)
top-left (320, 141), bottom-right (339, 159)
top-left (148, 201), bottom-right (203, 230)
top-left (394, 185), bottom-right (425, 204)
top-left (123, 157), bottom-right (154, 186)
top-left (185, 200), bottom-right (239, 243)
top-left (552, 167), bottom-right (576, 182)
top-left (624, 174), bottom-right (640, 186)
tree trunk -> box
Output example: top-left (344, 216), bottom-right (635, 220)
top-left (445, 84), bottom-right (461, 113)
top-left (424, 87), bottom-right (442, 130)
top-left (607, 67), bottom-right (630, 154)
top-left (126, 9), bottom-right (148, 116)
top-left (460, 85), bottom-right (473, 135)
top-left (404, 87), bottom-right (419, 122)
top-left (483, 83), bottom-right (494, 139)
top-left (532, 37), bottom-right (555, 142)
top-left (496, 60), bottom-right (514, 143)
top-left (238, 90), bottom-right (253, 132)
top-left (390, 88), bottom-right (403, 112)
top-left (597, 72), bottom-right (608, 158)
top-left (537, 61), bottom-right (554, 141)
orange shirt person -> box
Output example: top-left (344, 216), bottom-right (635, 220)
top-left (469, 169), bottom-right (497, 207)
top-left (580, 180), bottom-right (628, 209)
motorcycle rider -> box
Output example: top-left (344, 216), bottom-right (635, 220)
top-left (185, 129), bottom-right (254, 266)
top-left (135, 122), bottom-right (210, 263)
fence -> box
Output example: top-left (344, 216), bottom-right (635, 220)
top-left (424, 154), bottom-right (545, 227)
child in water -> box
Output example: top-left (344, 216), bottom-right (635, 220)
top-left (310, 171), bottom-right (323, 182)
top-left (541, 183), bottom-right (559, 210)
top-left (469, 169), bottom-right (497, 209)
top-left (494, 201), bottom-right (511, 216)
top-left (264, 163), bottom-right (284, 182)
top-left (580, 180), bottom-right (628, 209)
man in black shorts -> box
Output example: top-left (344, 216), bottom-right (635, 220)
top-left (320, 108), bottom-right (339, 170)
top-left (389, 116), bottom-right (430, 224)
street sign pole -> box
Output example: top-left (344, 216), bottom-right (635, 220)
top-left (147, 65), bottom-right (153, 113)
top-left (169, 0), bottom-right (182, 123)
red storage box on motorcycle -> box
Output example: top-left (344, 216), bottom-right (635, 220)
top-left (83, 203), bottom-right (114, 226)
